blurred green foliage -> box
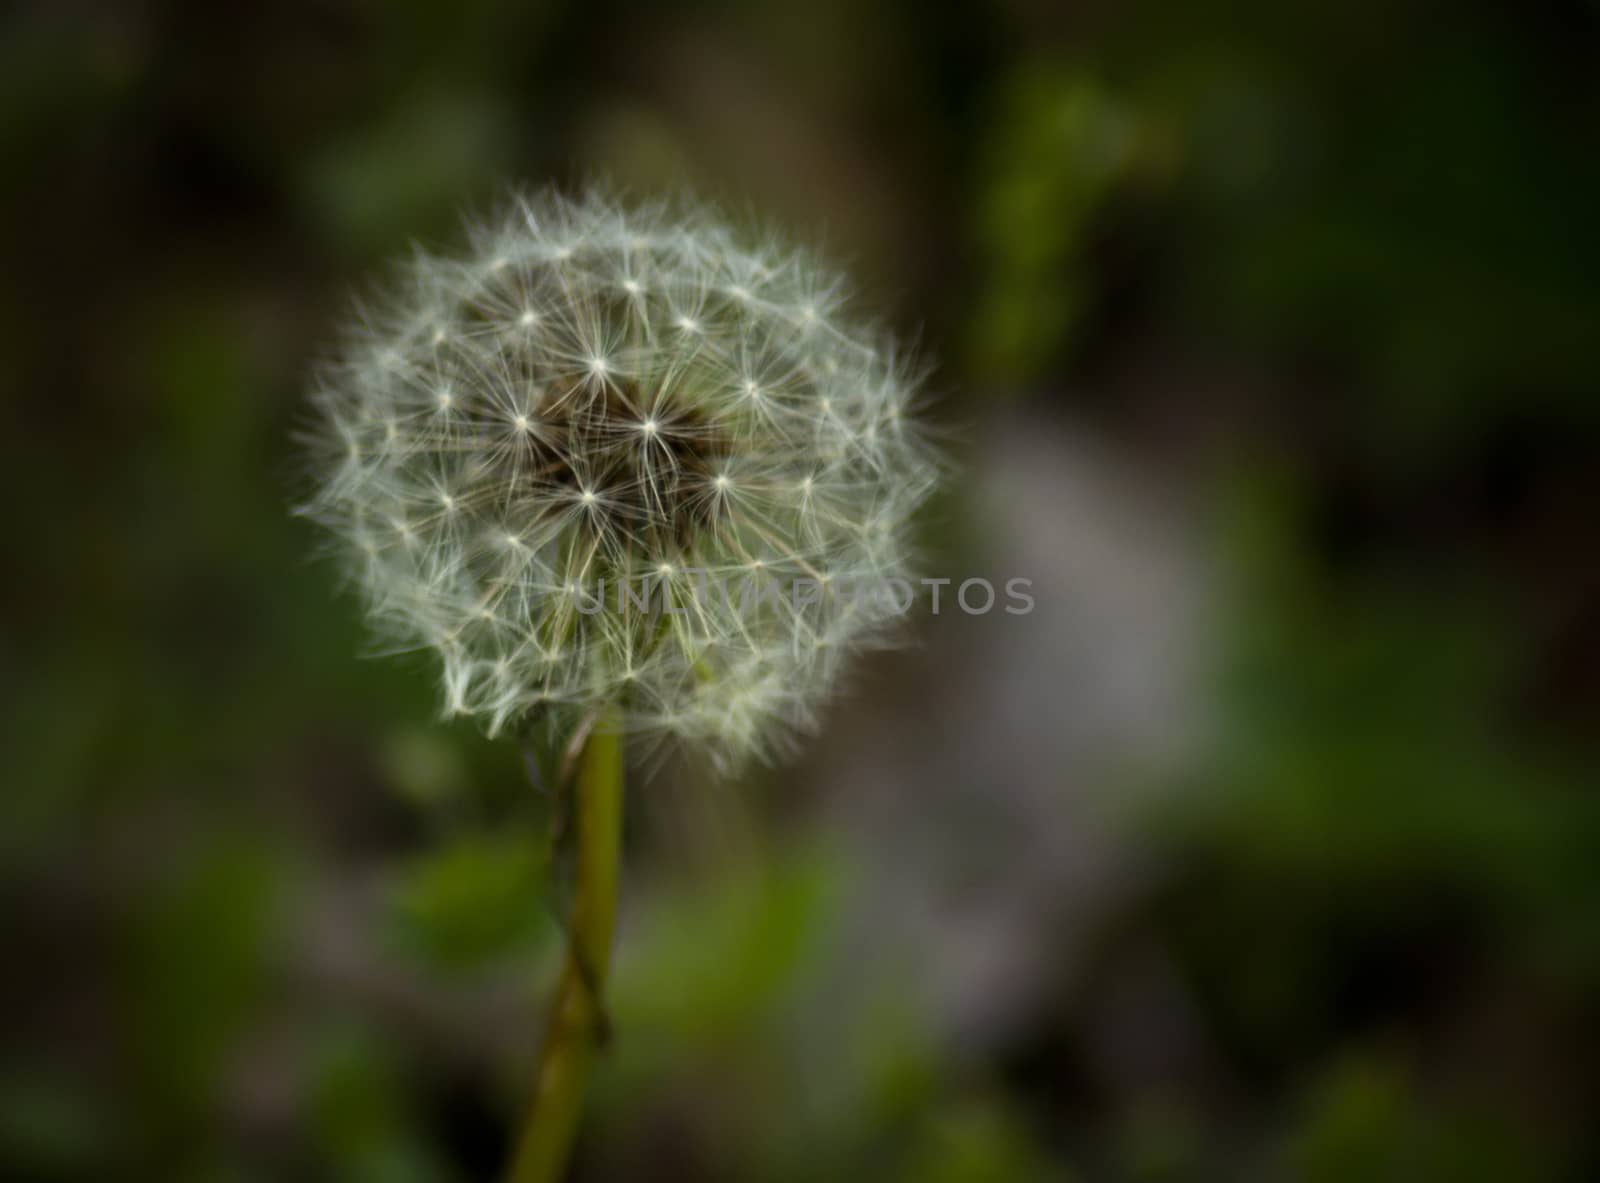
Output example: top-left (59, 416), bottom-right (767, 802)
top-left (1286, 1052), bottom-right (1559, 1182)
top-left (387, 834), bottom-right (550, 973)
top-left (309, 1022), bottom-right (453, 1183)
top-left (967, 68), bottom-right (1138, 380)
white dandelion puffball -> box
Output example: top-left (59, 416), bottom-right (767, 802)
top-left (302, 188), bottom-right (940, 764)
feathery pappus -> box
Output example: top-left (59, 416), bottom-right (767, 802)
top-left (299, 188), bottom-right (941, 766)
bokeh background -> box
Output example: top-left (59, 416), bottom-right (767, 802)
top-left (3, 1), bottom-right (1598, 1180)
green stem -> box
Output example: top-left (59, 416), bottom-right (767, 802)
top-left (506, 710), bottom-right (624, 1183)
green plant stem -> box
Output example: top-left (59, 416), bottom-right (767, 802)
top-left (506, 711), bottom-right (624, 1183)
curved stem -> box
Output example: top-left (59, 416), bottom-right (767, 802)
top-left (506, 711), bottom-right (624, 1183)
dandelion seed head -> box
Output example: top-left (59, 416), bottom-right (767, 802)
top-left (299, 187), bottom-right (940, 766)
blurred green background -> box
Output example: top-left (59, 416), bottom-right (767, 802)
top-left (2, 1), bottom-right (1597, 1180)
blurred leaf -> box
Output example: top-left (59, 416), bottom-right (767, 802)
top-left (1113, 1099), bottom-right (1205, 1181)
top-left (299, 89), bottom-right (509, 261)
top-left (119, 837), bottom-right (282, 1157)
top-left (898, 1095), bottom-right (1072, 1183)
top-left (614, 846), bottom-right (839, 1043)
top-left (310, 1023), bottom-right (451, 1183)
top-left (386, 833), bottom-right (550, 972)
top-left (1286, 1054), bottom-right (1553, 1183)
top-left (380, 730), bottom-right (470, 809)
top-left (967, 66), bottom-right (1140, 382)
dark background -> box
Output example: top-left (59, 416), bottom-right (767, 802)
top-left (3, 1), bottom-right (1598, 1179)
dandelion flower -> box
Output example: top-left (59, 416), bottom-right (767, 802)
top-left (300, 187), bottom-right (939, 766)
